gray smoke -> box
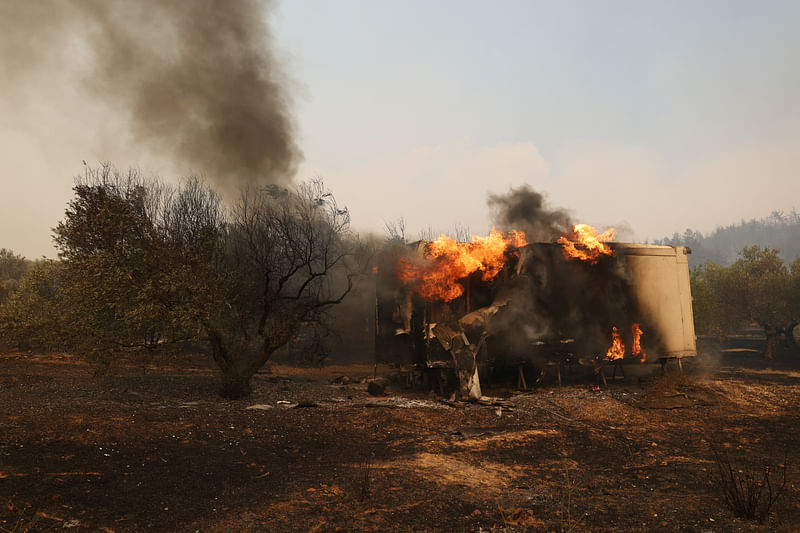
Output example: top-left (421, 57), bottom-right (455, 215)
top-left (488, 185), bottom-right (572, 242)
top-left (0, 0), bottom-right (299, 188)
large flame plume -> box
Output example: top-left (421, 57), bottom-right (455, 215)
top-left (558, 224), bottom-right (615, 263)
top-left (397, 229), bottom-right (527, 302)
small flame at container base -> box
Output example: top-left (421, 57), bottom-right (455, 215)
top-left (631, 322), bottom-right (647, 363)
top-left (606, 326), bottom-right (625, 360)
top-left (605, 323), bottom-right (647, 363)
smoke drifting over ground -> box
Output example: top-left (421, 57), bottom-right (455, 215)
top-left (488, 185), bottom-right (572, 242)
top-left (0, 0), bottom-right (299, 189)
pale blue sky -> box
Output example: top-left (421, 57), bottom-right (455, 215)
top-left (1, 0), bottom-right (799, 256)
top-left (274, 0), bottom-right (800, 242)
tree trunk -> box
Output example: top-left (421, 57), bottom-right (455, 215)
top-left (219, 369), bottom-right (254, 399)
top-left (207, 326), bottom-right (289, 398)
top-left (218, 342), bottom-right (282, 399)
top-left (791, 324), bottom-right (800, 353)
top-left (764, 326), bottom-right (776, 360)
top-left (206, 328), bottom-right (256, 399)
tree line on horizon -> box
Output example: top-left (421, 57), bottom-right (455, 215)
top-left (655, 210), bottom-right (800, 267)
top-left (655, 212), bottom-right (800, 357)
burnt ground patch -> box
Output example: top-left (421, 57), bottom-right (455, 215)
top-left (1, 349), bottom-right (799, 532)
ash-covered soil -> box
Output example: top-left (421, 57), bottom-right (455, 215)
top-left (1, 342), bottom-right (799, 532)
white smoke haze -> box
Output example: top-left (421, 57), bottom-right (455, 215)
top-left (2, 1), bottom-right (799, 258)
top-left (318, 136), bottom-right (799, 246)
top-left (311, 139), bottom-right (552, 241)
top-left (548, 139), bottom-right (800, 242)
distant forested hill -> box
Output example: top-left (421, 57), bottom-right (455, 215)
top-left (654, 210), bottom-right (800, 267)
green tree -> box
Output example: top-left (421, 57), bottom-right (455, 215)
top-left (47, 165), bottom-right (358, 397)
top-left (784, 257), bottom-right (800, 347)
top-left (692, 247), bottom-right (797, 358)
top-left (731, 247), bottom-right (791, 359)
top-left (52, 165), bottom-right (192, 354)
top-left (0, 260), bottom-right (68, 350)
top-left (0, 248), bottom-right (32, 304)
top-left (690, 262), bottom-right (744, 339)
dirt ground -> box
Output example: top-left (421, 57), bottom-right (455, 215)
top-left (1, 339), bottom-right (799, 532)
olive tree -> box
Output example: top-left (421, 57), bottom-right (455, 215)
top-left (0, 249), bottom-right (31, 304)
top-left (48, 165), bottom-right (357, 397)
top-left (690, 262), bottom-right (746, 340)
top-left (52, 165), bottom-right (191, 354)
top-left (692, 246), bottom-right (799, 358)
top-left (731, 247), bottom-right (793, 359)
top-left (790, 258), bottom-right (800, 348)
top-left (0, 260), bottom-right (67, 350)
top-left (194, 179), bottom-right (357, 397)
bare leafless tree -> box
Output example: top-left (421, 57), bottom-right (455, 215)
top-left (416, 223), bottom-right (472, 243)
top-left (384, 217), bottom-right (406, 243)
top-left (417, 225), bottom-right (436, 243)
top-left (178, 178), bottom-right (358, 397)
top-left (451, 222), bottom-right (471, 243)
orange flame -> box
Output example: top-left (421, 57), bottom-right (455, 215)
top-left (632, 322), bottom-right (646, 363)
top-left (396, 228), bottom-right (527, 301)
top-left (605, 323), bottom-right (647, 362)
top-left (558, 224), bottom-right (615, 263)
top-left (605, 326), bottom-right (625, 360)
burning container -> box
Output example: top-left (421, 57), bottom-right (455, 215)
top-left (375, 237), bottom-right (695, 395)
top-left (614, 244), bottom-right (695, 359)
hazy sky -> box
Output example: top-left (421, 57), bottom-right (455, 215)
top-left (2, 0), bottom-right (799, 257)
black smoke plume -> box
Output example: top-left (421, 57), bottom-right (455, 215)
top-left (0, 0), bottom-right (299, 188)
top-left (488, 185), bottom-right (572, 242)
